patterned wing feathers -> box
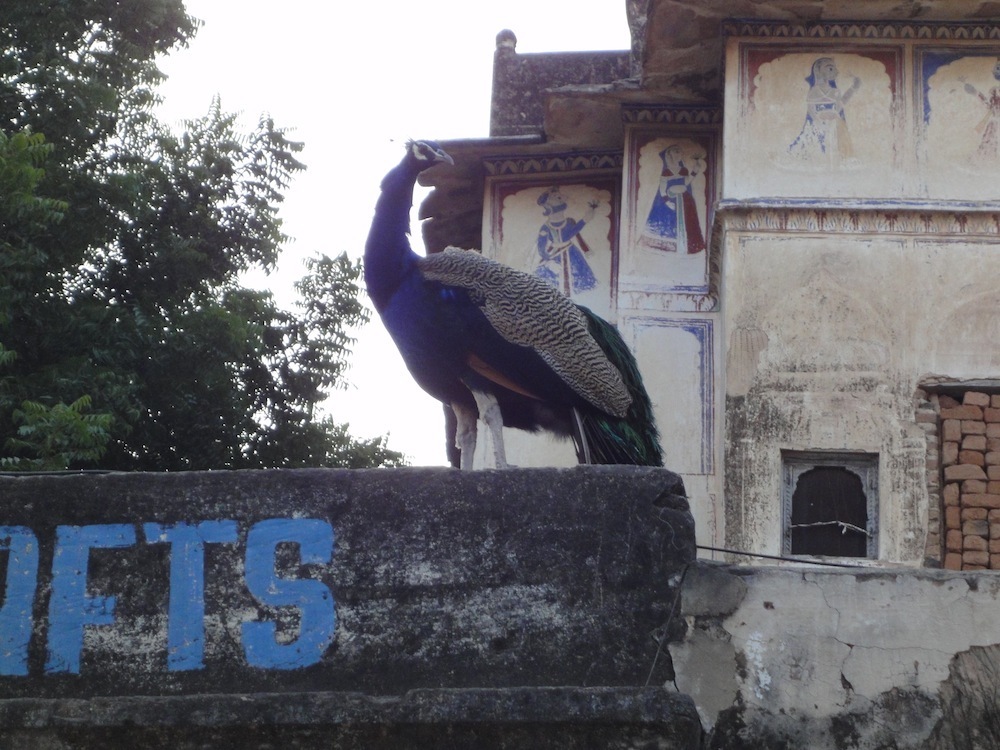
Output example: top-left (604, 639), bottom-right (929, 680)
top-left (419, 248), bottom-right (631, 418)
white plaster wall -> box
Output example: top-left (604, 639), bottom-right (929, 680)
top-left (676, 564), bottom-right (1000, 747)
top-left (723, 229), bottom-right (1000, 562)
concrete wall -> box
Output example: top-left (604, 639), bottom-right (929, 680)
top-left (675, 562), bottom-right (1000, 749)
top-left (0, 467), bottom-right (701, 747)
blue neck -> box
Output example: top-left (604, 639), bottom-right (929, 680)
top-left (364, 157), bottom-right (422, 312)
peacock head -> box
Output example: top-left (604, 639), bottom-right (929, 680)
top-left (406, 139), bottom-right (454, 169)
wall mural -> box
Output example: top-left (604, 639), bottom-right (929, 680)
top-left (727, 25), bottom-right (1000, 203)
top-left (622, 127), bottom-right (717, 300)
top-left (485, 169), bottom-right (619, 320)
top-left (921, 49), bottom-right (1000, 199)
top-left (731, 44), bottom-right (902, 198)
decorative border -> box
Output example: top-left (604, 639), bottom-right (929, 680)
top-left (624, 316), bottom-right (716, 475)
top-left (621, 106), bottom-right (722, 127)
top-left (724, 19), bottom-right (1000, 41)
top-left (482, 151), bottom-right (622, 177)
top-left (720, 205), bottom-right (1000, 235)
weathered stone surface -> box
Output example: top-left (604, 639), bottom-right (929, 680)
top-left (0, 467), bottom-right (697, 745)
top-left (678, 566), bottom-right (1000, 749)
top-left (944, 464), bottom-right (987, 481)
top-left (680, 561), bottom-right (748, 618)
top-left (0, 687), bottom-right (703, 749)
top-left (942, 405), bottom-right (984, 421)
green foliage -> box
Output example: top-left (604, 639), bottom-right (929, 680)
top-left (2, 396), bottom-right (112, 471)
top-left (0, 1), bottom-right (404, 470)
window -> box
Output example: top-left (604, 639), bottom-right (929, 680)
top-left (782, 451), bottom-right (878, 558)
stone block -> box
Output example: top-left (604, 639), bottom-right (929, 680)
top-left (959, 450), bottom-right (985, 466)
top-left (989, 465), bottom-right (1000, 481)
top-left (990, 538), bottom-right (1000, 553)
top-left (942, 441), bottom-right (959, 466)
top-left (963, 479), bottom-right (988, 494)
top-left (962, 507), bottom-right (989, 520)
top-left (988, 423), bottom-right (1000, 438)
top-left (993, 555), bottom-right (1000, 570)
top-left (986, 408), bottom-right (1000, 423)
top-left (963, 421), bottom-right (987, 435)
top-left (963, 550), bottom-right (990, 566)
top-left (944, 483), bottom-right (961, 505)
top-left (944, 552), bottom-right (963, 570)
top-left (964, 494), bottom-right (1000, 509)
top-left (945, 506), bottom-right (962, 529)
top-left (942, 419), bottom-right (962, 442)
top-left (946, 529), bottom-right (963, 551)
top-left (990, 509), bottom-right (1000, 522)
top-left (940, 394), bottom-right (961, 409)
top-left (945, 464), bottom-right (987, 482)
top-left (942, 405), bottom-right (984, 420)
top-left (964, 435), bottom-right (988, 451)
top-left (965, 535), bottom-right (988, 551)
top-left (964, 392), bottom-right (991, 407)
top-left (963, 519), bottom-right (990, 537)
top-left (988, 452), bottom-right (1000, 466)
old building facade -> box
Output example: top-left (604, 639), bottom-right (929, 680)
top-left (423, 1), bottom-right (1000, 572)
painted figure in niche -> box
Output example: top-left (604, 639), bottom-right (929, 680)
top-left (640, 144), bottom-right (707, 254)
top-left (788, 57), bottom-right (861, 164)
top-left (534, 187), bottom-right (598, 296)
top-left (961, 59), bottom-right (1000, 161)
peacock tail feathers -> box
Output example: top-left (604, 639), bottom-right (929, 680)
top-left (576, 306), bottom-right (664, 467)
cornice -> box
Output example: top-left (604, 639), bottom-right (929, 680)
top-left (723, 19), bottom-right (1000, 41)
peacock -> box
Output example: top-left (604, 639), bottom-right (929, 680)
top-left (364, 140), bottom-right (663, 469)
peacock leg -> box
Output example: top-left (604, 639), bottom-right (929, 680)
top-left (451, 400), bottom-right (478, 470)
top-left (571, 407), bottom-right (593, 464)
top-left (471, 390), bottom-right (508, 469)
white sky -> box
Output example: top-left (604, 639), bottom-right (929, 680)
top-left (155, 0), bottom-right (632, 466)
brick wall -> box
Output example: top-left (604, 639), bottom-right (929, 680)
top-left (939, 391), bottom-right (1000, 570)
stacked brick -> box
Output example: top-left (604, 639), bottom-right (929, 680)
top-left (940, 391), bottom-right (1000, 570)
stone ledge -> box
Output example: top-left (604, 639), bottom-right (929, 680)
top-left (0, 686), bottom-right (699, 729)
top-left (0, 687), bottom-right (703, 749)
top-left (0, 467), bottom-right (694, 699)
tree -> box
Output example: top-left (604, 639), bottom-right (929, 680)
top-left (0, 1), bottom-right (403, 470)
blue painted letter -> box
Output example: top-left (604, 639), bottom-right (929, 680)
top-left (242, 519), bottom-right (335, 669)
top-left (45, 524), bottom-right (136, 674)
top-left (143, 521), bottom-right (238, 671)
top-left (0, 527), bottom-right (38, 675)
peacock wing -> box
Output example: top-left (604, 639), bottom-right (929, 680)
top-left (418, 247), bottom-right (631, 418)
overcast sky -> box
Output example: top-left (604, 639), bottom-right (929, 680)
top-left (155, 0), bottom-right (632, 465)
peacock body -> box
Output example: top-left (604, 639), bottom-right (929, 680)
top-left (364, 140), bottom-right (662, 469)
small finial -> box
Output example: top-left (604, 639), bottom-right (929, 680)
top-left (496, 29), bottom-right (517, 52)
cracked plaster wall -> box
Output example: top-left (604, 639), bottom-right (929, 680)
top-left (675, 562), bottom-right (1000, 748)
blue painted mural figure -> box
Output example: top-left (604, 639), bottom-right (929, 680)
top-left (789, 57), bottom-right (861, 163)
top-left (962, 60), bottom-right (1000, 161)
top-left (641, 144), bottom-right (707, 254)
top-left (534, 187), bottom-right (598, 296)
